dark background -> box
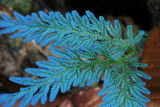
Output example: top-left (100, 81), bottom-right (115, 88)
top-left (0, 0), bottom-right (159, 30)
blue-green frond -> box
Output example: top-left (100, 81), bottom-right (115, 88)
top-left (0, 10), bottom-right (152, 107)
top-left (127, 25), bottom-right (144, 47)
top-left (0, 10), bottom-right (109, 50)
top-left (127, 25), bottom-right (134, 46)
top-left (133, 30), bottom-right (144, 45)
top-left (106, 19), bottom-right (122, 38)
top-left (86, 10), bottom-right (99, 28)
top-left (9, 77), bottom-right (36, 85)
top-left (98, 61), bottom-right (151, 107)
top-left (104, 68), bottom-right (111, 86)
top-left (0, 47), bottom-right (110, 106)
top-left (134, 70), bottom-right (152, 80)
top-left (128, 57), bottom-right (148, 68)
top-left (129, 85), bottom-right (150, 103)
top-left (94, 65), bottom-right (106, 83)
top-left (107, 46), bottom-right (126, 60)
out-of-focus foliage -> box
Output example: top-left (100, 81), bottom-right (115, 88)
top-left (0, 0), bottom-right (31, 13)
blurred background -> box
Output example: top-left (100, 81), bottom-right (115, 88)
top-left (0, 0), bottom-right (159, 107)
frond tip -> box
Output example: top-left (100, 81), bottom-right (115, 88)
top-left (98, 62), bottom-right (151, 107)
top-left (0, 10), bottom-right (109, 50)
top-left (0, 47), bottom-right (108, 107)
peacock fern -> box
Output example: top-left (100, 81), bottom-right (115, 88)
top-left (0, 10), bottom-right (151, 107)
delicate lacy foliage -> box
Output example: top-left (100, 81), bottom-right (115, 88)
top-left (98, 61), bottom-right (151, 107)
top-left (0, 47), bottom-right (110, 107)
top-left (0, 10), bottom-right (109, 50)
top-left (0, 10), bottom-right (151, 107)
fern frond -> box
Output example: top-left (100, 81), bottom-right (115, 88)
top-left (0, 10), bottom-right (151, 107)
top-left (106, 19), bottom-right (122, 38)
top-left (0, 47), bottom-right (111, 107)
top-left (127, 25), bottom-right (144, 48)
top-left (0, 10), bottom-right (109, 50)
top-left (98, 59), bottom-right (151, 107)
